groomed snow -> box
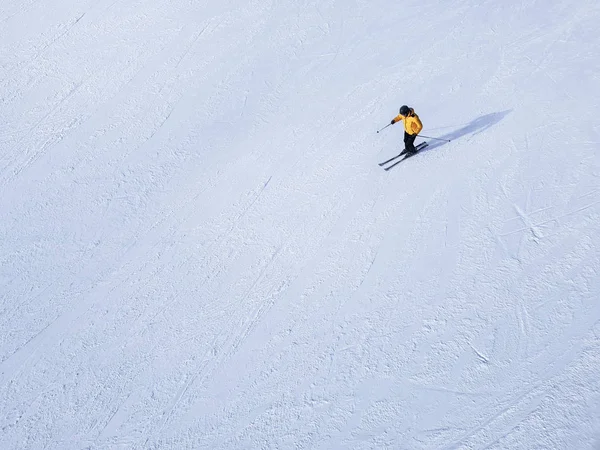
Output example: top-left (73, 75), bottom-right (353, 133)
top-left (1, 0), bottom-right (600, 448)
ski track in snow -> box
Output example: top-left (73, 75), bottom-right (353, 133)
top-left (1, 0), bottom-right (600, 449)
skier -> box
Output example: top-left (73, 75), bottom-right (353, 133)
top-left (390, 105), bottom-right (423, 154)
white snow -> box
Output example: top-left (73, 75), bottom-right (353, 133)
top-left (1, 0), bottom-right (600, 448)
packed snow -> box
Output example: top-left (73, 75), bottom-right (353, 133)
top-left (1, 0), bottom-right (600, 448)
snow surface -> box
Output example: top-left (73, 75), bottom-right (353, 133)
top-left (1, 0), bottom-right (600, 448)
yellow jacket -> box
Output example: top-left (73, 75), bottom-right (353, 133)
top-left (392, 109), bottom-right (423, 135)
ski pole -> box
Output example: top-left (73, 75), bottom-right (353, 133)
top-left (419, 134), bottom-right (451, 142)
top-left (377, 123), bottom-right (392, 134)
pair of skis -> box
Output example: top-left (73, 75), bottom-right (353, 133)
top-left (379, 142), bottom-right (428, 171)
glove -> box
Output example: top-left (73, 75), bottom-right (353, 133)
top-left (390, 119), bottom-right (395, 125)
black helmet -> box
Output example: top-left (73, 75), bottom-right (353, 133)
top-left (399, 105), bottom-right (410, 115)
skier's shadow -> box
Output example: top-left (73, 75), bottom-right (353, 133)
top-left (421, 110), bottom-right (512, 151)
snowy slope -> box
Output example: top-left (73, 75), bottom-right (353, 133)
top-left (1, 0), bottom-right (600, 448)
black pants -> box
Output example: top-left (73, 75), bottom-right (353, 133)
top-left (404, 132), bottom-right (417, 153)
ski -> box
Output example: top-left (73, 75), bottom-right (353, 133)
top-left (378, 152), bottom-right (405, 166)
top-left (379, 142), bottom-right (427, 167)
top-left (383, 143), bottom-right (428, 171)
